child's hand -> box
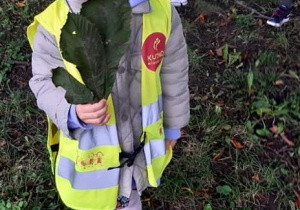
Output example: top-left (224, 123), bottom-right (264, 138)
top-left (75, 99), bottom-right (110, 126)
top-left (165, 139), bottom-right (177, 150)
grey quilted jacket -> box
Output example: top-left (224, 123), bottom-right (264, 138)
top-left (29, 0), bottom-right (189, 199)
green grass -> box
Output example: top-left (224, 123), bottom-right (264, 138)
top-left (0, 83), bottom-right (64, 209)
top-left (0, 0), bottom-right (48, 83)
top-left (1, 0), bottom-right (300, 209)
top-left (143, 0), bottom-right (300, 209)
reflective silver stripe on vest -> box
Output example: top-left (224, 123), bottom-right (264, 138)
top-left (156, 178), bottom-right (161, 185)
top-left (142, 95), bottom-right (163, 128)
top-left (144, 139), bottom-right (165, 166)
top-left (78, 125), bottom-right (118, 150)
top-left (58, 156), bottom-right (119, 190)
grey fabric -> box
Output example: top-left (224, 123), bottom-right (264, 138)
top-left (162, 7), bottom-right (189, 129)
top-left (29, 0), bottom-right (189, 201)
top-left (279, 0), bottom-right (293, 8)
top-left (30, 25), bottom-right (71, 137)
top-left (65, 0), bottom-right (87, 13)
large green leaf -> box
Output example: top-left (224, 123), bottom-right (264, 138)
top-left (60, 13), bottom-right (106, 100)
top-left (81, 0), bottom-right (131, 95)
top-left (52, 0), bottom-right (131, 104)
top-left (81, 0), bottom-right (131, 65)
top-left (52, 67), bottom-right (95, 104)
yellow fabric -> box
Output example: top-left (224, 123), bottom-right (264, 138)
top-left (47, 117), bottom-right (60, 173)
top-left (147, 147), bottom-right (173, 187)
top-left (55, 175), bottom-right (119, 210)
top-left (144, 118), bottom-right (164, 138)
top-left (59, 135), bottom-right (120, 172)
top-left (142, 0), bottom-right (172, 186)
top-left (56, 136), bottom-right (119, 210)
top-left (27, 0), bottom-right (84, 83)
top-left (142, 0), bottom-right (171, 105)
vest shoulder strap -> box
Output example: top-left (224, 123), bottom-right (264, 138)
top-left (27, 0), bottom-right (68, 49)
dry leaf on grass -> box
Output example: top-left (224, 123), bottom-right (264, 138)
top-left (274, 80), bottom-right (284, 85)
top-left (219, 13), bottom-right (233, 27)
top-left (269, 125), bottom-right (279, 134)
top-left (216, 46), bottom-right (224, 57)
top-left (252, 174), bottom-right (260, 181)
top-left (16, 0), bottom-right (26, 7)
top-left (230, 138), bottom-right (244, 149)
top-left (213, 147), bottom-right (225, 161)
top-left (208, 49), bottom-right (215, 57)
top-left (293, 189), bottom-right (300, 209)
top-left (281, 133), bottom-right (295, 147)
top-left (195, 13), bottom-right (206, 23)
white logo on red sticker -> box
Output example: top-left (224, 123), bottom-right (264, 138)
top-left (142, 32), bottom-right (166, 72)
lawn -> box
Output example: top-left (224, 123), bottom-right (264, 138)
top-left (0, 0), bottom-right (300, 209)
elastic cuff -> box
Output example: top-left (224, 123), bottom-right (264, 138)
top-left (67, 105), bottom-right (94, 130)
top-left (164, 127), bottom-right (181, 140)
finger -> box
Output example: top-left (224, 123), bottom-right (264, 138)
top-left (85, 114), bottom-right (110, 126)
top-left (83, 115), bottom-right (107, 125)
top-left (99, 114), bottom-right (110, 125)
top-left (78, 106), bottom-right (108, 120)
top-left (77, 99), bottom-right (107, 113)
top-left (91, 115), bottom-right (110, 126)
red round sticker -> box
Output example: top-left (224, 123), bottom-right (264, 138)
top-left (142, 32), bottom-right (166, 72)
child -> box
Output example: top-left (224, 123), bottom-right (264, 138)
top-left (267, 0), bottom-right (293, 27)
top-left (27, 0), bottom-right (189, 209)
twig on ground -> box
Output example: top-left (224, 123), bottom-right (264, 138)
top-left (235, 0), bottom-right (270, 20)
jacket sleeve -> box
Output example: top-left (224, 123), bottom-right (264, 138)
top-left (161, 6), bottom-right (190, 129)
top-left (29, 24), bottom-right (71, 136)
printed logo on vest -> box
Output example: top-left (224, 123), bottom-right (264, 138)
top-left (76, 151), bottom-right (104, 169)
top-left (142, 32), bottom-right (166, 71)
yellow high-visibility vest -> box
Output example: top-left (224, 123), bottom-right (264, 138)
top-left (27, 0), bottom-right (172, 209)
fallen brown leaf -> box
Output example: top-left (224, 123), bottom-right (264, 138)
top-left (269, 125), bottom-right (279, 134)
top-left (219, 13), bottom-right (233, 27)
top-left (208, 49), bottom-right (215, 57)
top-left (252, 174), bottom-right (260, 181)
top-left (281, 133), bottom-right (295, 147)
top-left (216, 46), bottom-right (224, 57)
top-left (293, 189), bottom-right (300, 209)
top-left (195, 13), bottom-right (205, 23)
top-left (16, 0), bottom-right (26, 7)
top-left (230, 138), bottom-right (244, 149)
top-left (213, 147), bottom-right (225, 161)
top-left (227, 13), bottom-right (234, 21)
top-left (274, 80), bottom-right (284, 85)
